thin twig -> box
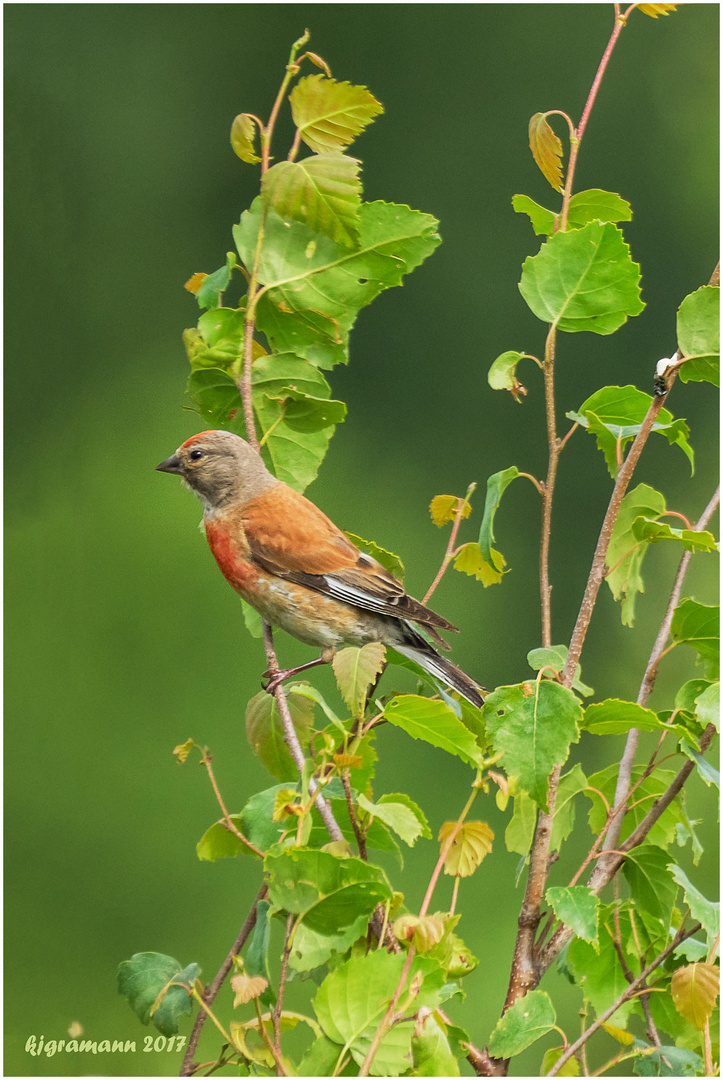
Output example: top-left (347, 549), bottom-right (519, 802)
top-left (200, 751), bottom-right (265, 858)
top-left (272, 913), bottom-right (294, 1064)
top-left (423, 494), bottom-right (470, 604)
top-left (254, 998), bottom-right (288, 1076)
top-left (420, 785), bottom-right (479, 918)
top-left (538, 724), bottom-right (717, 975)
top-left (597, 485), bottom-right (720, 875)
top-left (262, 625), bottom-right (344, 842)
top-left (547, 923), bottom-right (702, 1075)
top-left (341, 769), bottom-right (367, 859)
top-left (180, 886), bottom-right (267, 1076)
top-left (357, 948), bottom-right (416, 1077)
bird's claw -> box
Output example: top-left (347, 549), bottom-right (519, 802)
top-left (262, 669), bottom-right (291, 695)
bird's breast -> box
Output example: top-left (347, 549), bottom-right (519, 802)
top-left (204, 520), bottom-right (257, 594)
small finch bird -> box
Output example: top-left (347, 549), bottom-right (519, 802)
top-left (157, 430), bottom-right (484, 708)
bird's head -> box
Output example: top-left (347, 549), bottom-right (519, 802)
top-left (156, 430), bottom-right (277, 511)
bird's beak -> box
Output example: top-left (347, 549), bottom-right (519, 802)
top-left (156, 454), bottom-right (184, 475)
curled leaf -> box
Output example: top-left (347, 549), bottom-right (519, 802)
top-left (173, 739), bottom-right (195, 764)
top-left (393, 913), bottom-right (446, 952)
top-left (230, 113), bottom-right (262, 164)
top-left (438, 820), bottom-right (494, 877)
top-left (529, 113), bottom-right (564, 193)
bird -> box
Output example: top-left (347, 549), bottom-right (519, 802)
top-left (156, 430), bottom-right (484, 709)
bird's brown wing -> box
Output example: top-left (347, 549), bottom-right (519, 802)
top-left (240, 484), bottom-right (457, 641)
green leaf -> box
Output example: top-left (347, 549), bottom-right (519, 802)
top-left (528, 113), bottom-right (564, 192)
top-left (527, 644), bottom-right (594, 697)
top-left (186, 367), bottom-right (244, 433)
top-left (245, 684), bottom-right (315, 781)
top-left (550, 765), bottom-right (589, 852)
top-left (196, 815), bottom-right (251, 861)
top-left (671, 963), bottom-right (720, 1030)
top-left (411, 1012), bottom-right (460, 1076)
top-left (546, 886), bottom-right (600, 945)
top-left (633, 1044), bottom-right (704, 1077)
top-left (343, 532), bottom-right (405, 582)
top-left (196, 252), bottom-right (236, 309)
top-left (519, 222), bottom-right (644, 334)
top-left (677, 285), bottom-right (720, 386)
top-left (357, 792), bottom-right (431, 847)
top-left (252, 352), bottom-right (343, 492)
top-left (332, 643), bottom-right (386, 716)
top-left (568, 912), bottom-right (638, 1024)
top-left (241, 784), bottom-right (294, 851)
top-left (478, 466), bottom-right (520, 563)
top-left (670, 600), bottom-right (720, 677)
top-left (632, 517), bottom-right (718, 553)
top-left (241, 597), bottom-right (264, 639)
top-left (236, 200), bottom-right (441, 370)
top-left (313, 950), bottom-right (446, 1075)
top-left (265, 847), bottom-right (392, 971)
top-left (512, 189), bottom-right (632, 238)
top-left (488, 349), bottom-right (531, 399)
top-left (512, 194), bottom-right (556, 235)
top-left (669, 866), bottom-right (720, 947)
top-left (230, 113), bottom-right (261, 164)
top-left (117, 953), bottom-right (200, 1036)
top-left (567, 189), bottom-right (632, 229)
top-left (585, 765), bottom-right (688, 852)
top-left (541, 1046), bottom-right (580, 1076)
top-left (483, 682), bottom-right (582, 810)
top-left (505, 788), bottom-right (537, 857)
top-left (297, 1034), bottom-right (345, 1076)
top-left (290, 75), bottom-right (384, 154)
top-left (188, 306), bottom-right (246, 371)
top-left (567, 388), bottom-right (693, 480)
top-left (453, 541), bottom-right (506, 586)
top-left (679, 742), bottom-right (719, 788)
top-left (261, 153), bottom-right (362, 248)
top-left (695, 681), bottom-right (719, 730)
top-left (623, 846), bottom-right (677, 931)
top-left (488, 989), bottom-right (556, 1057)
top-left (246, 899), bottom-right (276, 1009)
top-left (605, 484), bottom-right (667, 626)
top-left (583, 698), bottom-right (662, 735)
top-left (383, 695), bottom-right (485, 767)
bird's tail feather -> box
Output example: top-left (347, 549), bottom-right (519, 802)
top-left (394, 640), bottom-right (485, 710)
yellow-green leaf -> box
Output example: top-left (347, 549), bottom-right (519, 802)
top-left (671, 962), bottom-right (720, 1029)
top-left (638, 3), bottom-right (680, 16)
top-left (230, 113), bottom-right (261, 164)
top-left (172, 739), bottom-right (195, 764)
top-left (290, 75), bottom-right (384, 154)
top-left (430, 494), bottom-right (472, 527)
top-left (332, 642), bottom-right (386, 716)
top-left (454, 542), bottom-right (506, 586)
top-left (601, 1023), bottom-right (634, 1046)
top-left (529, 113), bottom-right (564, 193)
top-left (438, 820), bottom-right (494, 877)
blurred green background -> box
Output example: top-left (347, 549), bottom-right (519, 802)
top-left (5, 4), bottom-right (719, 1076)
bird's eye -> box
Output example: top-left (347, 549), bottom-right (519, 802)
top-left (189, 449), bottom-right (204, 461)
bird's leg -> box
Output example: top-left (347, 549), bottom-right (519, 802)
top-left (262, 648), bottom-right (336, 695)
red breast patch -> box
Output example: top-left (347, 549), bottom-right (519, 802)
top-left (205, 522), bottom-right (257, 594)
